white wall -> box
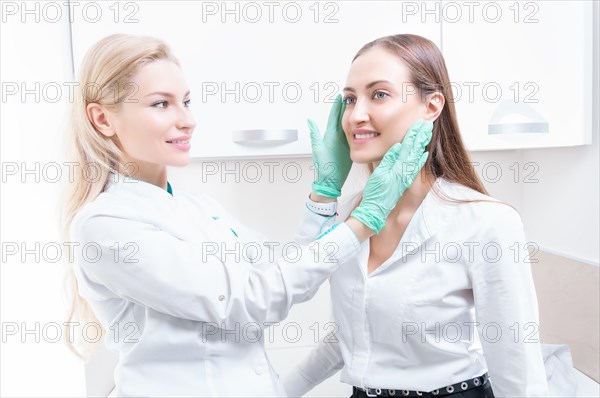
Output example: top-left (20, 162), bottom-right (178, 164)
top-left (1, 7), bottom-right (87, 398)
top-left (518, 5), bottom-right (600, 266)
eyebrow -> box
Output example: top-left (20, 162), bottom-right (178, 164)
top-left (145, 90), bottom-right (191, 98)
top-left (343, 80), bottom-right (392, 92)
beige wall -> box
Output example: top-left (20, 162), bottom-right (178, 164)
top-left (532, 251), bottom-right (600, 382)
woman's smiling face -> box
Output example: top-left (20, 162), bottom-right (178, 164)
top-left (342, 46), bottom-right (428, 164)
top-left (89, 59), bottom-right (197, 176)
top-left (112, 60), bottom-right (196, 168)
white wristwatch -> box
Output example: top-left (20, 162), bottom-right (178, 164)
top-left (306, 195), bottom-right (338, 217)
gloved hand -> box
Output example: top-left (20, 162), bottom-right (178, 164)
top-left (309, 94), bottom-right (352, 198)
top-left (350, 119), bottom-right (433, 234)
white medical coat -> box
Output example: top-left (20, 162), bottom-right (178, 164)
top-left (70, 170), bottom-right (359, 397)
top-left (283, 177), bottom-right (549, 397)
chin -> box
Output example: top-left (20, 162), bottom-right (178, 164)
top-left (350, 150), bottom-right (383, 165)
top-left (169, 157), bottom-right (191, 167)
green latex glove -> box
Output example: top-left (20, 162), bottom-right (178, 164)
top-left (350, 119), bottom-right (433, 234)
top-left (309, 94), bottom-right (352, 198)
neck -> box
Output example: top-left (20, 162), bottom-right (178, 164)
top-left (388, 169), bottom-right (436, 223)
top-left (118, 160), bottom-right (168, 191)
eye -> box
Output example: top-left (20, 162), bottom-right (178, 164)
top-left (342, 96), bottom-right (356, 105)
top-left (152, 100), bottom-right (167, 108)
top-left (184, 99), bottom-right (192, 107)
top-left (373, 91), bottom-right (388, 100)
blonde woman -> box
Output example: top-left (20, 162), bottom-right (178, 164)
top-left (60, 34), bottom-right (432, 397)
top-left (282, 34), bottom-right (549, 398)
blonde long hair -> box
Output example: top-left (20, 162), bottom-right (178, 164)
top-left (59, 33), bottom-right (180, 359)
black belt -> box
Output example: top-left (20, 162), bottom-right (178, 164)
top-left (353, 373), bottom-right (489, 397)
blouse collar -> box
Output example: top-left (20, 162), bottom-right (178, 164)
top-left (362, 177), bottom-right (462, 276)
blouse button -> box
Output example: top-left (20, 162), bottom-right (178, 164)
top-left (255, 365), bottom-right (265, 375)
top-left (218, 295), bottom-right (225, 301)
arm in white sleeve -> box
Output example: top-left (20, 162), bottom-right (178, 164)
top-left (469, 205), bottom-right (549, 397)
top-left (210, 194), bottom-right (337, 248)
top-left (282, 333), bottom-right (344, 397)
top-left (71, 211), bottom-right (360, 330)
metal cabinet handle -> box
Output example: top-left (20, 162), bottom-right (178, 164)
top-left (232, 129), bottom-right (298, 144)
top-left (488, 122), bottom-right (549, 134)
top-left (488, 100), bottom-right (549, 135)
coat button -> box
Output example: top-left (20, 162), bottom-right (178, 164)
top-left (218, 295), bottom-right (225, 301)
top-left (255, 365), bottom-right (265, 375)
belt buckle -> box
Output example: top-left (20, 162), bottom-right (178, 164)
top-left (365, 388), bottom-right (378, 397)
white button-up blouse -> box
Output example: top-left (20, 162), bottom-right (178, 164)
top-left (283, 177), bottom-right (549, 397)
top-left (69, 171), bottom-right (360, 397)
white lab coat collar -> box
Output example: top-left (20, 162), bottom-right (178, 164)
top-left (102, 170), bottom-right (210, 243)
top-left (106, 169), bottom-right (174, 201)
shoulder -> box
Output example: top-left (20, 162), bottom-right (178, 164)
top-left (70, 192), bottom-right (118, 225)
top-left (69, 191), bottom-right (137, 242)
top-left (432, 178), bottom-right (524, 237)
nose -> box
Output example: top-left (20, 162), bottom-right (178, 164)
top-left (176, 105), bottom-right (197, 131)
top-left (348, 98), bottom-right (369, 127)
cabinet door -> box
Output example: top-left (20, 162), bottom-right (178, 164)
top-left (441, 0), bottom-right (593, 150)
top-left (70, 1), bottom-right (440, 159)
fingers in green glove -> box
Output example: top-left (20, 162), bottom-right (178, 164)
top-left (307, 118), bottom-right (322, 149)
top-left (325, 95), bottom-right (344, 133)
top-left (378, 142), bottom-right (402, 171)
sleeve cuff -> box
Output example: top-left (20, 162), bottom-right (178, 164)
top-left (306, 195), bottom-right (338, 217)
top-left (281, 370), bottom-right (315, 397)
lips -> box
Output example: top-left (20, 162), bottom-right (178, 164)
top-left (354, 132), bottom-right (380, 139)
top-left (166, 139), bottom-right (190, 144)
top-left (352, 129), bottom-right (381, 144)
top-left (166, 135), bottom-right (191, 144)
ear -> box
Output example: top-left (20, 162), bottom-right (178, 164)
top-left (86, 103), bottom-right (116, 138)
top-left (423, 92), bottom-right (445, 122)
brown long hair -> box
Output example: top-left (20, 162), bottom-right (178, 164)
top-left (352, 34), bottom-right (508, 207)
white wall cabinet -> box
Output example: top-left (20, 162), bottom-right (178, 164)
top-left (69, 1), bottom-right (593, 159)
top-left (441, 0), bottom-right (594, 150)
